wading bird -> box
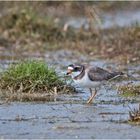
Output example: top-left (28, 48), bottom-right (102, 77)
top-left (67, 64), bottom-right (123, 104)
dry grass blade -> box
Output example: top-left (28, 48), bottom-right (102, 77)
top-left (129, 104), bottom-right (140, 123)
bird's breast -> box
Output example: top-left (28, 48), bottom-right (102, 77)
top-left (73, 73), bottom-right (100, 88)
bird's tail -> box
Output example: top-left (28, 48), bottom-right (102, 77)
top-left (110, 71), bottom-right (138, 81)
top-left (112, 71), bottom-right (124, 77)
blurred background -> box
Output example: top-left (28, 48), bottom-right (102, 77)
top-left (0, 2), bottom-right (140, 139)
top-left (0, 1), bottom-right (140, 68)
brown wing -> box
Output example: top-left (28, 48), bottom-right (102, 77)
top-left (88, 67), bottom-right (120, 81)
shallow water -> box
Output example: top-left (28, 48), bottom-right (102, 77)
top-left (63, 10), bottom-right (140, 29)
top-left (0, 49), bottom-right (140, 139)
top-left (0, 101), bottom-right (140, 139)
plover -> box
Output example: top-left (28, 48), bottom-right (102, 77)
top-left (66, 64), bottom-right (123, 104)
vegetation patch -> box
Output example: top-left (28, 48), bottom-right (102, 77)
top-left (0, 8), bottom-right (60, 40)
top-left (0, 60), bottom-right (75, 101)
top-left (0, 7), bottom-right (65, 55)
top-left (119, 84), bottom-right (140, 97)
top-left (0, 2), bottom-right (139, 64)
top-left (128, 104), bottom-right (140, 124)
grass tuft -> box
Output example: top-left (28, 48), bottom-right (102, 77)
top-left (118, 84), bottom-right (140, 97)
top-left (0, 60), bottom-right (75, 101)
top-left (128, 104), bottom-right (140, 124)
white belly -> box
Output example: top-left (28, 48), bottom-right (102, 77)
top-left (73, 73), bottom-right (100, 88)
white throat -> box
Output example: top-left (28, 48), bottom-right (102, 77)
top-left (71, 71), bottom-right (81, 79)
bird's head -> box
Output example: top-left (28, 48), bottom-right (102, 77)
top-left (66, 64), bottom-right (83, 77)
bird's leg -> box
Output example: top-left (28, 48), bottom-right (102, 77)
top-left (87, 88), bottom-right (97, 104)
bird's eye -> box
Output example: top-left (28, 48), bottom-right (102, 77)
top-left (74, 67), bottom-right (80, 71)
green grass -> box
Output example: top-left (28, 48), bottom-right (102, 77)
top-left (119, 84), bottom-right (140, 97)
top-left (0, 60), bottom-right (75, 101)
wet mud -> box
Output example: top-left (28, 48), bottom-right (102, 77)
top-left (0, 49), bottom-right (140, 139)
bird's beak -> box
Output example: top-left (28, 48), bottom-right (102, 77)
top-left (66, 69), bottom-right (72, 75)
